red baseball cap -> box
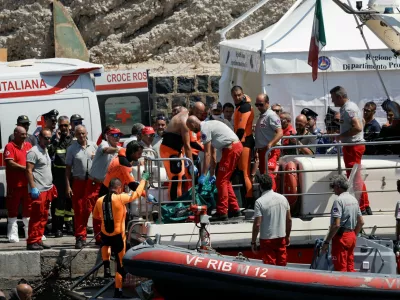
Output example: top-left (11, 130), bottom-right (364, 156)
top-left (141, 126), bottom-right (155, 135)
top-left (107, 128), bottom-right (123, 136)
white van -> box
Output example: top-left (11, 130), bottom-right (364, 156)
top-left (0, 58), bottom-right (151, 217)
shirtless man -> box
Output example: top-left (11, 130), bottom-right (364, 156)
top-left (160, 102), bottom-right (206, 200)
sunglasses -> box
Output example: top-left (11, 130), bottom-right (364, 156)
top-left (334, 119), bottom-right (340, 123)
top-left (146, 134), bottom-right (155, 138)
top-left (363, 109), bottom-right (374, 113)
top-left (40, 135), bottom-right (52, 141)
top-left (73, 121), bottom-right (82, 125)
top-left (156, 116), bottom-right (167, 121)
top-left (255, 103), bottom-right (264, 107)
top-left (59, 124), bottom-right (69, 128)
top-left (109, 133), bottom-right (121, 138)
top-left (272, 109), bottom-right (281, 113)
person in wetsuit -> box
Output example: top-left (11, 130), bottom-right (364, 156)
top-left (231, 86), bottom-right (255, 208)
top-left (160, 102), bottom-right (205, 200)
top-left (93, 174), bottom-right (149, 298)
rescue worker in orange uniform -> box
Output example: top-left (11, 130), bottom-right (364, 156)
top-left (100, 141), bottom-right (144, 197)
top-left (231, 86), bottom-right (255, 208)
top-left (321, 175), bottom-right (364, 272)
top-left (93, 173), bottom-right (149, 298)
top-left (160, 102), bottom-right (206, 200)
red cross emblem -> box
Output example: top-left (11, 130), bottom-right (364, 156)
top-left (36, 116), bottom-right (45, 127)
top-left (116, 108), bottom-right (132, 124)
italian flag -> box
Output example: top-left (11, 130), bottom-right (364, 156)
top-left (308, 0), bottom-right (326, 81)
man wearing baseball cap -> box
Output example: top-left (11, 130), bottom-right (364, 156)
top-left (139, 127), bottom-right (156, 153)
top-left (8, 115), bottom-right (37, 146)
top-left (84, 127), bottom-right (123, 245)
top-left (33, 109), bottom-right (59, 138)
top-left (70, 114), bottom-right (84, 138)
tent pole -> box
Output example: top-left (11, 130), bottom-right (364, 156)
top-left (219, 0), bottom-right (272, 41)
top-left (346, 0), bottom-right (391, 100)
top-left (261, 40), bottom-right (266, 94)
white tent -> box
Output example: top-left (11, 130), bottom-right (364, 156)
top-left (219, 0), bottom-right (400, 128)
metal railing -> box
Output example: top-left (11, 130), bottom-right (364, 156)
top-left (137, 156), bottom-right (196, 224)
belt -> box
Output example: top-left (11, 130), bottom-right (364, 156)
top-left (88, 176), bottom-right (103, 184)
top-left (342, 228), bottom-right (354, 233)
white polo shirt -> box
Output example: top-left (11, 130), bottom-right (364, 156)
top-left (255, 108), bottom-right (282, 149)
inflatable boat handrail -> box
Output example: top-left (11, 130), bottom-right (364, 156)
top-left (281, 133), bottom-right (340, 140)
top-left (142, 156), bottom-right (196, 224)
top-left (265, 139), bottom-right (400, 175)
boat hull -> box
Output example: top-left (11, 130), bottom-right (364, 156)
top-left (124, 244), bottom-right (400, 300)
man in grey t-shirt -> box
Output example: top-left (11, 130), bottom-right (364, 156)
top-left (251, 174), bottom-right (292, 266)
top-left (254, 94), bottom-right (283, 189)
top-left (330, 86), bottom-right (371, 215)
top-left (26, 128), bottom-right (56, 251)
top-left (321, 175), bottom-right (364, 272)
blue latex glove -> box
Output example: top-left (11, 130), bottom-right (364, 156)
top-left (31, 187), bottom-right (40, 199)
top-left (147, 194), bottom-right (158, 203)
top-left (198, 174), bottom-right (206, 185)
top-left (209, 175), bottom-right (216, 185)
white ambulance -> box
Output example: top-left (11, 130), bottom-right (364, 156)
top-left (0, 58), bottom-right (151, 217)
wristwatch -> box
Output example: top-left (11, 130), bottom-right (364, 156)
top-left (251, 241), bottom-right (256, 245)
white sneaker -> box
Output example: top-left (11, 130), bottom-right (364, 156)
top-left (7, 218), bottom-right (19, 243)
top-left (42, 235), bottom-right (47, 241)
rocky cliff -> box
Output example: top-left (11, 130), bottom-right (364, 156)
top-left (0, 0), bottom-right (293, 67)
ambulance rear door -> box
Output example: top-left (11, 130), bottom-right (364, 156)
top-left (95, 69), bottom-right (151, 137)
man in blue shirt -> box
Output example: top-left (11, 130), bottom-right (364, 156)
top-left (363, 101), bottom-right (381, 154)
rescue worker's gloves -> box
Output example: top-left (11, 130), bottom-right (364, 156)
top-left (141, 171), bottom-right (150, 181)
top-left (209, 175), bottom-right (216, 185)
top-left (30, 187), bottom-right (40, 199)
top-left (198, 175), bottom-right (206, 185)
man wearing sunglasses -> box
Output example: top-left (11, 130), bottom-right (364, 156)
top-left (26, 128), bottom-right (57, 250)
top-left (271, 104), bottom-right (283, 116)
top-left (70, 114), bottom-right (84, 138)
top-left (33, 109), bottom-right (59, 139)
top-left (254, 94), bottom-right (283, 191)
top-left (363, 102), bottom-right (381, 155)
top-left (8, 115), bottom-right (38, 146)
top-left (47, 116), bottom-right (74, 238)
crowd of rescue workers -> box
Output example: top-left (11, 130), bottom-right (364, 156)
top-left (3, 84), bottom-right (400, 290)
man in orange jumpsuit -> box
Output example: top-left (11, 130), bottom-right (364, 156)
top-left (93, 173), bottom-right (149, 298)
top-left (231, 86), bottom-right (255, 208)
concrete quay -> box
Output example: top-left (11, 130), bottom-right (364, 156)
top-left (0, 220), bottom-right (112, 292)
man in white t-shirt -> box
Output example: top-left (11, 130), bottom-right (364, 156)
top-left (330, 86), bottom-right (371, 215)
top-left (186, 116), bottom-right (242, 222)
top-left (251, 174), bottom-right (292, 266)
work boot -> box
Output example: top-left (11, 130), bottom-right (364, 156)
top-left (64, 220), bottom-right (74, 236)
top-left (27, 243), bottom-right (43, 251)
top-left (113, 289), bottom-right (129, 298)
top-left (209, 213), bottom-right (228, 222)
top-left (75, 237), bottom-right (86, 249)
top-left (366, 206), bottom-right (373, 215)
top-left (228, 210), bottom-right (242, 218)
top-left (7, 217), bottom-right (19, 243)
top-left (87, 226), bottom-right (94, 234)
top-left (39, 242), bottom-right (52, 249)
top-left (55, 230), bottom-right (63, 238)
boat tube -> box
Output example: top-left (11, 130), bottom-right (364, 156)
top-left (123, 237), bottom-right (400, 300)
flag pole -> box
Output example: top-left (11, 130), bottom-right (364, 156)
top-left (346, 0), bottom-right (390, 100)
